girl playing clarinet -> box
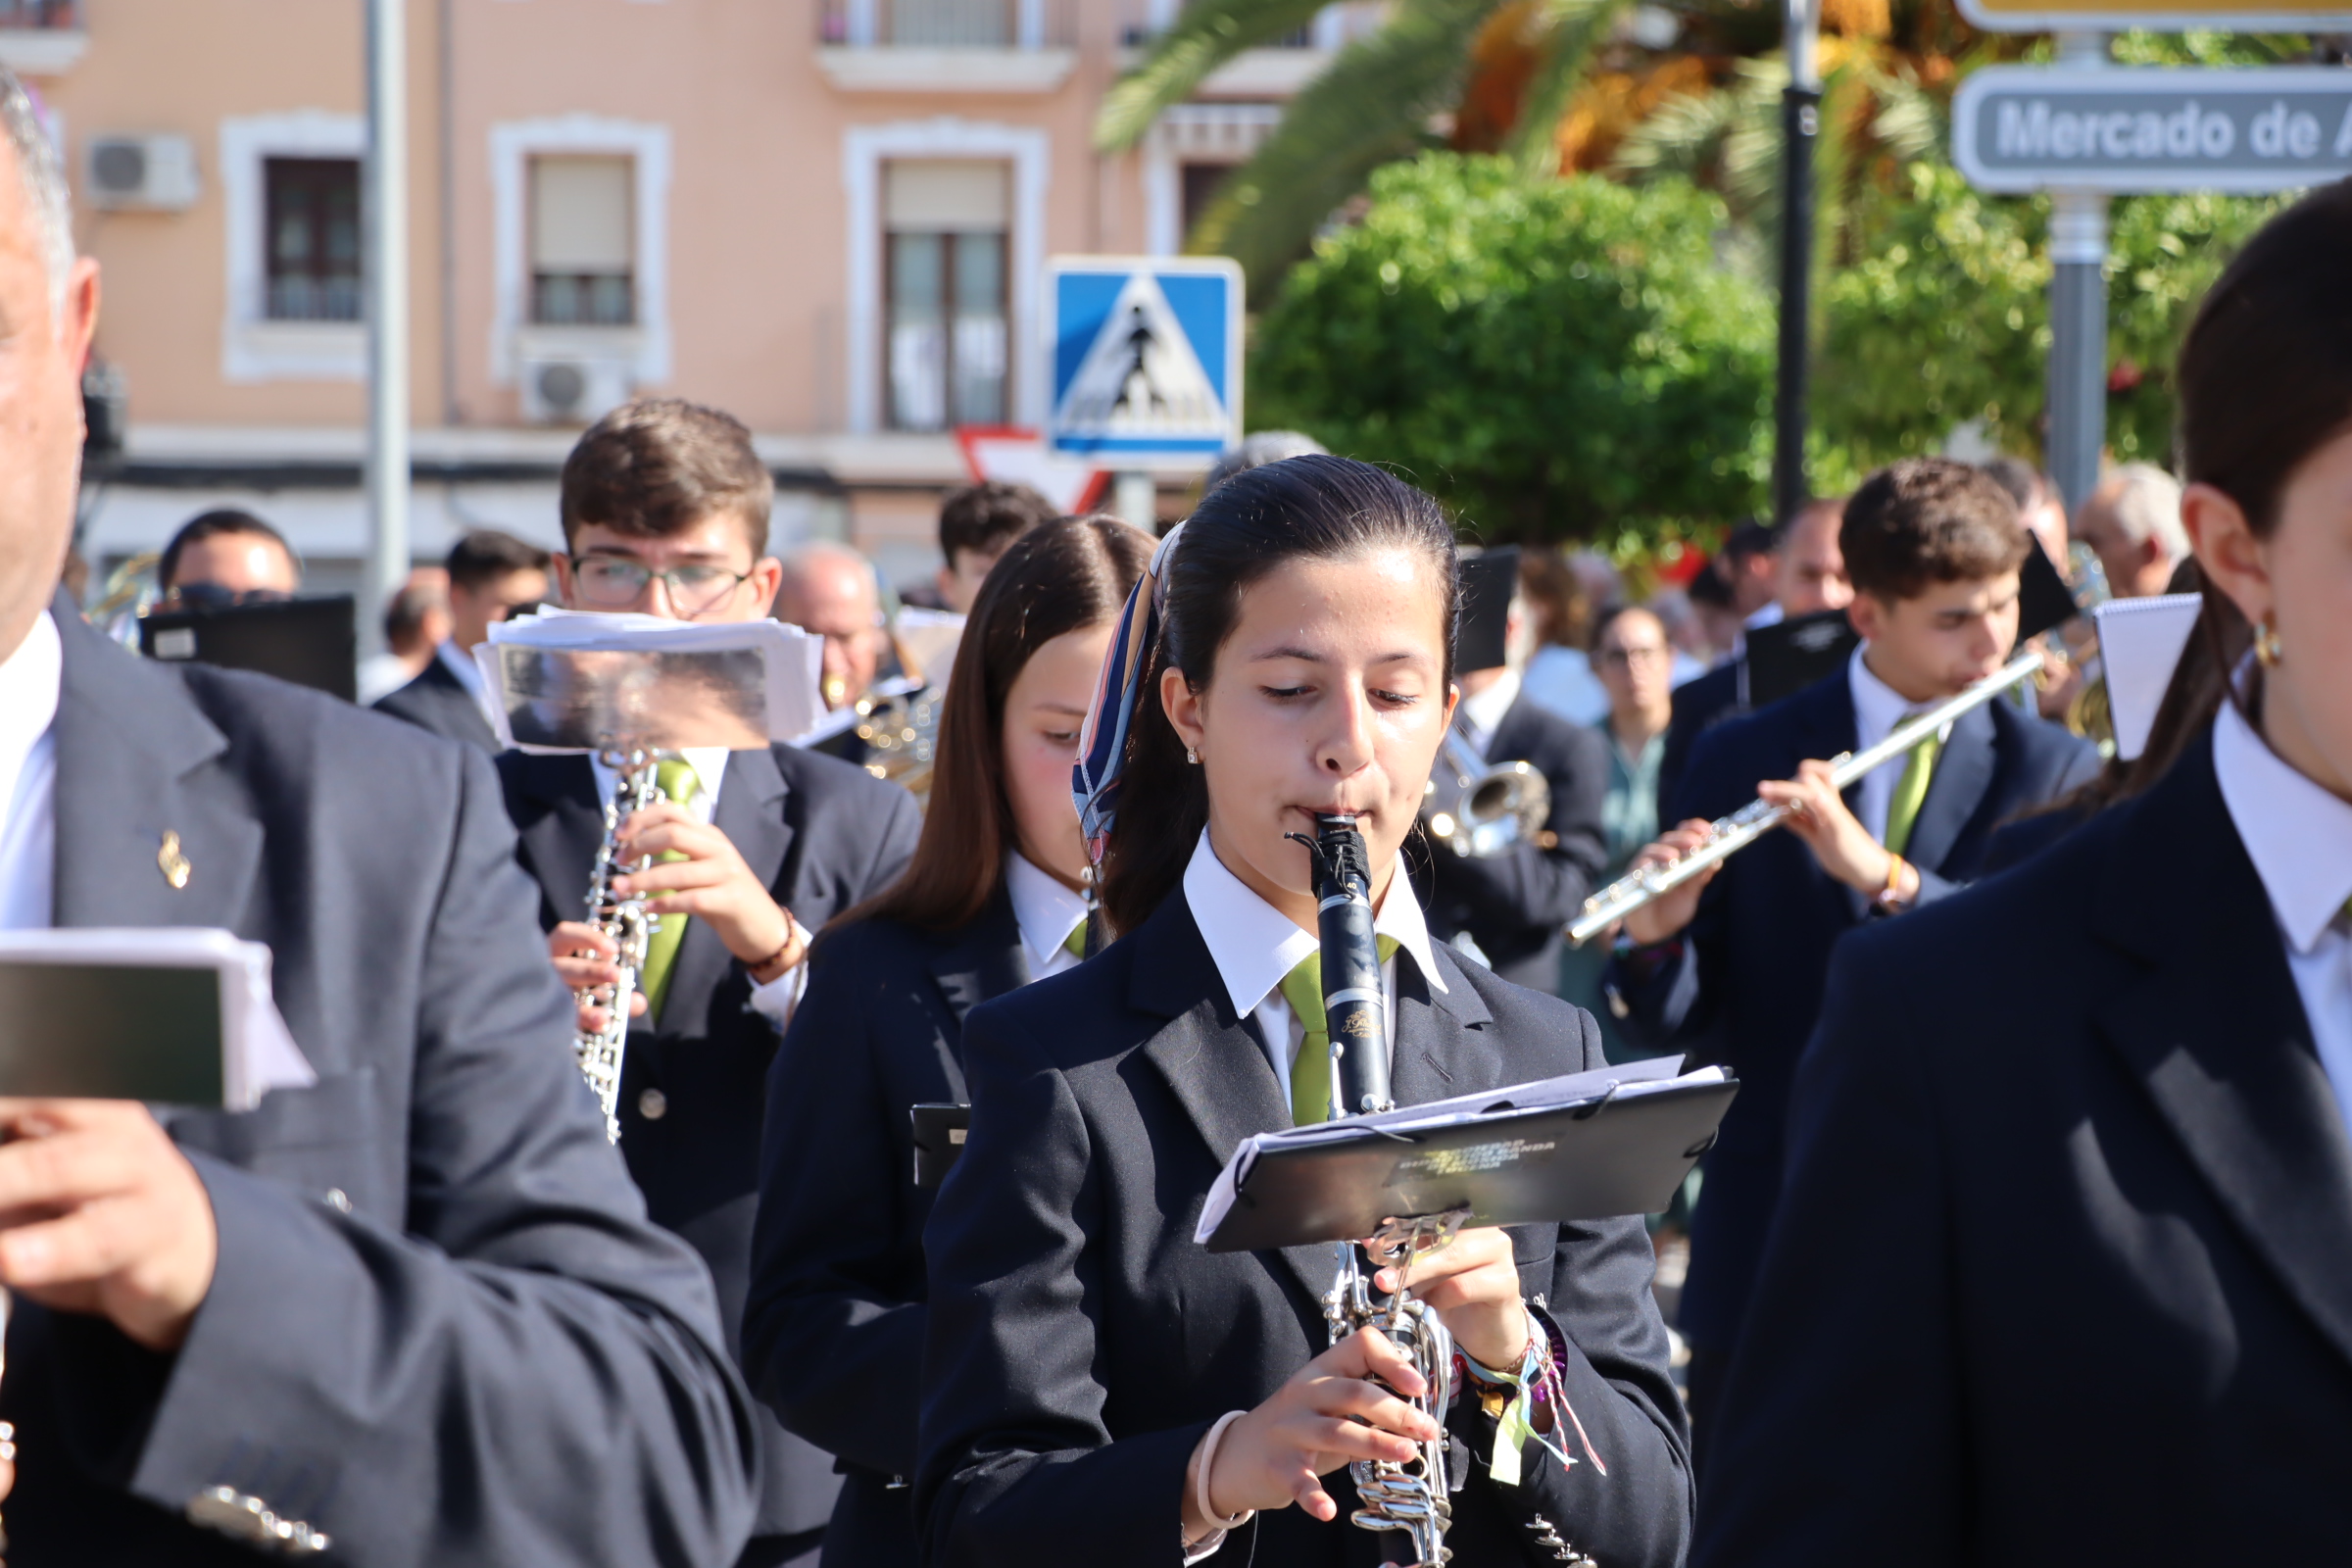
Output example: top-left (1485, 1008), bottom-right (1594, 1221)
top-left (917, 456), bottom-right (1690, 1565)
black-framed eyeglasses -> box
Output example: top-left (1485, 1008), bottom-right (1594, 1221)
top-left (570, 556), bottom-right (754, 618)
top-left (164, 584), bottom-right (295, 612)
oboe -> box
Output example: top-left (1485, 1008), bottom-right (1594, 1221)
top-left (1291, 813), bottom-right (1456, 1567)
top-left (1567, 650), bottom-right (2045, 945)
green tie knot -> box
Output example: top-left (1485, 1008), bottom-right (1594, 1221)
top-left (1883, 721), bottom-right (1942, 859)
top-left (1061, 921), bottom-right (1088, 959)
top-left (1281, 936), bottom-right (1400, 1126)
top-left (636, 758), bottom-right (703, 1025)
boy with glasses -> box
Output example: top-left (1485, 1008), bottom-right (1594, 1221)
top-left (500, 400), bottom-right (923, 1568)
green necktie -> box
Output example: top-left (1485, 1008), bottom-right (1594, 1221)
top-left (1883, 724), bottom-right (1942, 858)
top-left (1061, 922), bottom-right (1087, 959)
top-left (636, 759), bottom-right (701, 1023)
top-left (1280, 937), bottom-right (1400, 1127)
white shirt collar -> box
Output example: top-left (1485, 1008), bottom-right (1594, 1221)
top-left (0, 611), bottom-right (61, 780)
top-left (1004, 851), bottom-right (1089, 970)
top-left (587, 748), bottom-right (731, 812)
top-left (1458, 667), bottom-right (1521, 743)
top-left (436, 638), bottom-right (485, 697)
top-left (1847, 641), bottom-right (1923, 753)
top-left (1744, 601), bottom-right (1786, 632)
top-left (2213, 698), bottom-right (2352, 956)
top-left (1180, 827), bottom-right (1446, 1022)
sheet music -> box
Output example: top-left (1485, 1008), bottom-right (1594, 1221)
top-left (1195, 1058), bottom-right (1728, 1245)
top-left (481, 610), bottom-right (826, 749)
top-left (0, 928), bottom-right (317, 1111)
top-left (2093, 593), bottom-right (2201, 762)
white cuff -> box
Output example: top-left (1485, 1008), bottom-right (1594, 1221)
top-left (744, 917), bottom-right (809, 1032)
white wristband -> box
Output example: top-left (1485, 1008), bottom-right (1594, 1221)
top-left (1193, 1409), bottom-right (1253, 1536)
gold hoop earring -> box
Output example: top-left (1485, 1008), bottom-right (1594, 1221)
top-left (1186, 747), bottom-right (1200, 764)
top-left (2255, 618), bottom-right (2283, 668)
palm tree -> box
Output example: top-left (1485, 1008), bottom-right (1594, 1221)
top-left (1096, 0), bottom-right (1633, 294)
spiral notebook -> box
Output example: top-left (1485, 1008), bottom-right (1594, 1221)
top-left (1197, 1058), bottom-right (1737, 1253)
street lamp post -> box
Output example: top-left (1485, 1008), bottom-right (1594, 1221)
top-left (363, 0), bottom-right (411, 658)
top-left (1773, 0), bottom-right (1821, 528)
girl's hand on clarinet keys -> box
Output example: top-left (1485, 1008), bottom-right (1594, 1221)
top-left (1621, 819), bottom-right (1720, 946)
top-left (1373, 1224), bottom-right (1530, 1370)
top-left (1182, 1329), bottom-right (1442, 1537)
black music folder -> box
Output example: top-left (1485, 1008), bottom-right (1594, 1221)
top-left (1197, 1057), bottom-right (1737, 1253)
top-left (1745, 609), bottom-right (1858, 709)
top-left (911, 1102), bottom-right (970, 1190)
top-left (140, 596), bottom-right (359, 702)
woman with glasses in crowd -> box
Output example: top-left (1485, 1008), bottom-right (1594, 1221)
top-left (1691, 178), bottom-right (2352, 1567)
top-left (914, 456), bottom-right (1691, 1567)
top-left (742, 515), bottom-right (1152, 1568)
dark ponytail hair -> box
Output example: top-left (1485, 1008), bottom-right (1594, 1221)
top-left (2177, 177), bottom-right (2352, 720)
top-left (843, 515), bottom-right (1152, 936)
top-left (1099, 455), bottom-right (1457, 934)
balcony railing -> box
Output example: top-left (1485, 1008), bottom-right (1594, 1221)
top-left (0, 1), bottom-right (79, 28)
top-left (818, 0), bottom-right (1075, 50)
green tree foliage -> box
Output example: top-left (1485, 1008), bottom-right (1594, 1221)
top-left (1250, 153), bottom-right (1774, 544)
top-left (1813, 162), bottom-right (2284, 476)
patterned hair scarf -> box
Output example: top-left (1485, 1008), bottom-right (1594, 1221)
top-left (1072, 520), bottom-right (1188, 868)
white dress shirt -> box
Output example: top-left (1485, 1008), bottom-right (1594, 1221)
top-left (1521, 645), bottom-right (1609, 728)
top-left (1455, 667), bottom-right (1522, 761)
top-left (2213, 697), bottom-right (2352, 1137)
top-left (1004, 850), bottom-right (1088, 982)
top-left (0, 611), bottom-right (60, 932)
top-left (1180, 827), bottom-right (1446, 1110)
top-left (1845, 644), bottom-right (1954, 848)
top-left (586, 747), bottom-right (806, 1028)
top-left (437, 638), bottom-right (504, 732)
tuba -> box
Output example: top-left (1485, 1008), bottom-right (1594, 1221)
top-left (1291, 813), bottom-right (1458, 1567)
top-left (1421, 727), bottom-right (1551, 858)
top-left (572, 748), bottom-right (666, 1142)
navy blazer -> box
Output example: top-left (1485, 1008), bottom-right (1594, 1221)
top-left (1612, 666), bottom-right (2097, 1352)
top-left (372, 649), bottom-right (501, 754)
top-left (498, 745), bottom-right (920, 1544)
top-left (1693, 732), bottom-right (2352, 1565)
top-left (1656, 658), bottom-right (1743, 822)
top-left (917, 891), bottom-right (1692, 1568)
top-left (745, 892), bottom-right (1028, 1568)
top-left (1416, 691), bottom-right (1611, 990)
top-left (4, 601), bottom-right (757, 1565)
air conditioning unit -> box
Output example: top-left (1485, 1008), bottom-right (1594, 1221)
top-left (85, 134), bottom-right (200, 212)
top-left (518, 353), bottom-right (633, 426)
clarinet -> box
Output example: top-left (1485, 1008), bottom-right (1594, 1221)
top-left (1291, 813), bottom-right (1457, 1567)
top-left (572, 747), bottom-right (664, 1143)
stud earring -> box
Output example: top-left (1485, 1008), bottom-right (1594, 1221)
top-left (2254, 617), bottom-right (2283, 668)
top-left (1186, 747), bottom-right (1200, 764)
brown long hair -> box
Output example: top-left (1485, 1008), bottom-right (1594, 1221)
top-left (1099, 455), bottom-right (1458, 935)
top-left (842, 515), bottom-right (1153, 936)
top-left (2177, 177), bottom-right (2352, 724)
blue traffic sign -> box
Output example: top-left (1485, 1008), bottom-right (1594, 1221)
top-left (1047, 256), bottom-right (1243, 468)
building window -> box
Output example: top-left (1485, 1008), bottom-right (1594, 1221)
top-left (264, 157), bottom-right (361, 322)
top-left (1180, 162), bottom-right (1239, 241)
top-left (530, 154), bottom-right (635, 326)
top-left (884, 161), bottom-right (1006, 431)
top-left (888, 0), bottom-right (1007, 46)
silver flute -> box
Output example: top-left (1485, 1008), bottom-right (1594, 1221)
top-left (573, 747), bottom-right (665, 1142)
top-left (1567, 650), bottom-right (2045, 946)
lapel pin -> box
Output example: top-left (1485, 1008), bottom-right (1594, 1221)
top-left (158, 830), bottom-right (191, 890)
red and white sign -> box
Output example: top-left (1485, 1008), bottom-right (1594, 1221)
top-left (954, 426), bottom-right (1109, 515)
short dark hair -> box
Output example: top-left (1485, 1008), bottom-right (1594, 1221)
top-left (382, 579), bottom-right (448, 652)
top-left (559, 399), bottom-right (774, 560)
top-left (1720, 518), bottom-right (1778, 565)
top-left (938, 481), bottom-right (1055, 568)
top-left (1840, 458), bottom-right (2030, 602)
top-left (446, 528), bottom-right (551, 592)
top-left (1979, 456), bottom-right (2045, 513)
top-left (159, 509), bottom-right (294, 589)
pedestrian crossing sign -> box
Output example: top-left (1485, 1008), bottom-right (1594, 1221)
top-left (1047, 256), bottom-right (1243, 469)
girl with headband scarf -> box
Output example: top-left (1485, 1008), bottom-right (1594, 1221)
top-left (918, 455), bottom-right (1691, 1565)
top-left (743, 516), bottom-right (1153, 1568)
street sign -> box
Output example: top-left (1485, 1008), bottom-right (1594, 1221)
top-left (1954, 68), bottom-right (2352, 193)
top-left (1958, 0), bottom-right (2352, 34)
top-left (1047, 256), bottom-right (1242, 472)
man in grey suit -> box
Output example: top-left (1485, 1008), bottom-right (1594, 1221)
top-left (0, 68), bottom-right (757, 1563)
top-left (373, 528), bottom-right (549, 752)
